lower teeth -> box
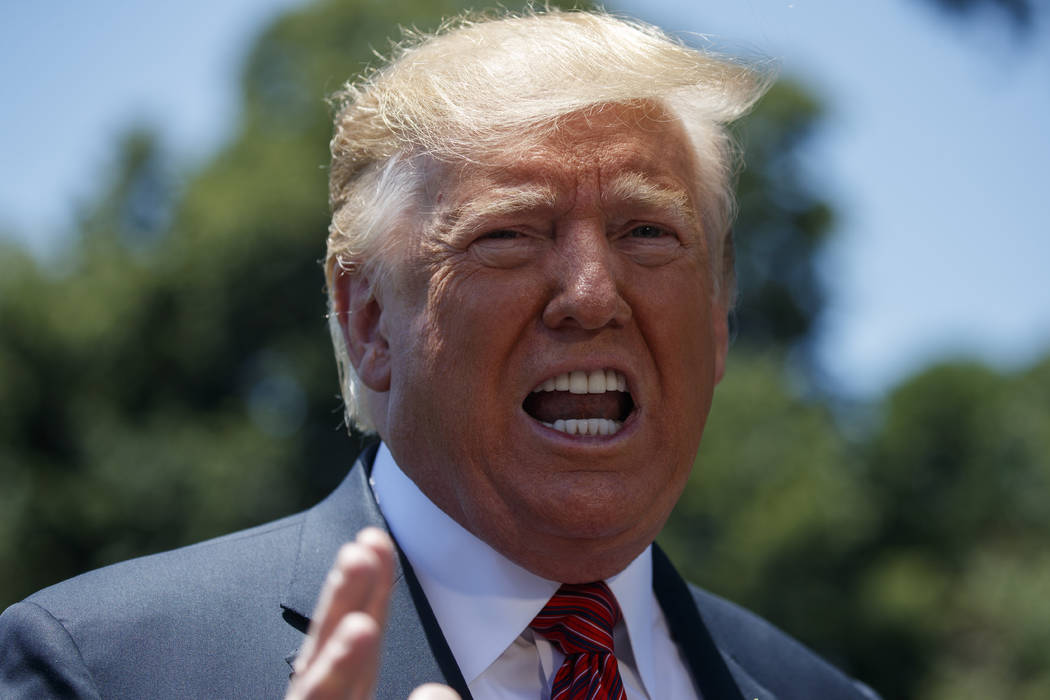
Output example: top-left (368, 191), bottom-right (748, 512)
top-left (542, 418), bottom-right (622, 436)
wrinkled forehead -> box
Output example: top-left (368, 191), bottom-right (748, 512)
top-left (422, 102), bottom-right (702, 218)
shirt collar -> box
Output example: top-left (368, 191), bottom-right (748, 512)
top-left (607, 548), bottom-right (657, 697)
top-left (370, 443), bottom-right (657, 695)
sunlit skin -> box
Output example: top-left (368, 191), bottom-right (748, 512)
top-left (337, 103), bottom-right (729, 584)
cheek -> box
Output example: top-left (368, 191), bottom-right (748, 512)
top-left (638, 267), bottom-right (713, 351)
top-left (431, 265), bottom-right (544, 345)
top-left (396, 269), bottom-right (535, 411)
top-left (639, 277), bottom-right (720, 412)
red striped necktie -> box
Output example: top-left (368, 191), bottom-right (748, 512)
top-left (530, 581), bottom-right (628, 700)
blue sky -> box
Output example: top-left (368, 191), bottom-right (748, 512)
top-left (3, 0), bottom-right (1048, 398)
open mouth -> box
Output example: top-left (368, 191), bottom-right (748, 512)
top-left (522, 369), bottom-right (635, 436)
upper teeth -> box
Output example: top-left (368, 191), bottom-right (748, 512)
top-left (532, 369), bottom-right (627, 394)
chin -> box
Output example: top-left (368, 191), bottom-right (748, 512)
top-left (510, 523), bottom-right (658, 583)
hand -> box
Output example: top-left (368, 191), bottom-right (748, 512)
top-left (286, 528), bottom-right (460, 700)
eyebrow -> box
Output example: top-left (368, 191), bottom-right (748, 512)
top-left (438, 185), bottom-right (559, 233)
top-left (602, 172), bottom-right (697, 225)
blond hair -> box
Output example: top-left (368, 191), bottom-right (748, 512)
top-left (325, 9), bottom-right (772, 432)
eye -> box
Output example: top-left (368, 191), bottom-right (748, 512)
top-left (630, 224), bottom-right (670, 239)
top-left (617, 222), bottom-right (683, 266)
top-left (469, 228), bottom-right (545, 268)
top-left (480, 229), bottom-right (521, 240)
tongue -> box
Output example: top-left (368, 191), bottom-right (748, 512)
top-left (523, 391), bottom-right (630, 423)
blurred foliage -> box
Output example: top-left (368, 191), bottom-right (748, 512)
top-left (2, 1), bottom-right (1048, 699)
top-left (731, 80), bottom-right (832, 351)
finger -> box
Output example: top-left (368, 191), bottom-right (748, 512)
top-left (408, 683), bottom-right (462, 700)
top-left (297, 539), bottom-right (381, 671)
top-left (354, 527), bottom-right (396, 627)
top-left (287, 612), bottom-right (381, 700)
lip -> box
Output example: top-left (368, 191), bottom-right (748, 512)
top-left (519, 399), bottom-right (642, 451)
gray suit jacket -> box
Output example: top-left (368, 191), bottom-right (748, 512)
top-left (0, 444), bottom-right (878, 698)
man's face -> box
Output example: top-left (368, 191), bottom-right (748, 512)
top-left (355, 105), bottom-right (727, 581)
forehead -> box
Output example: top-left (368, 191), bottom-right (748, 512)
top-left (427, 103), bottom-right (700, 215)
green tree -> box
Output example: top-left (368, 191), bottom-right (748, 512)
top-left (730, 81), bottom-right (834, 352)
top-left (856, 357), bottom-right (1050, 698)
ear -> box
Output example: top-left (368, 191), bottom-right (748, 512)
top-left (333, 267), bottom-right (391, 392)
top-left (712, 304), bottom-right (729, 385)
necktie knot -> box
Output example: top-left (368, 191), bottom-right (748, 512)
top-left (530, 582), bottom-right (627, 700)
top-left (531, 581), bottom-right (621, 655)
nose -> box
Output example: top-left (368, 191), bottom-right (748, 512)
top-left (541, 222), bottom-right (631, 331)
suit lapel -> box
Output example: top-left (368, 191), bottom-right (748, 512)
top-left (652, 544), bottom-right (751, 700)
top-left (279, 443), bottom-right (471, 698)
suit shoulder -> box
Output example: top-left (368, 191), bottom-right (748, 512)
top-left (23, 512), bottom-right (306, 623)
top-left (1, 513), bottom-right (311, 698)
top-left (689, 585), bottom-right (880, 699)
top-left (0, 600), bottom-right (102, 698)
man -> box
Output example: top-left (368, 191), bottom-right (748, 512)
top-left (0, 10), bottom-right (877, 699)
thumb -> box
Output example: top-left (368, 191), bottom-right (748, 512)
top-left (407, 683), bottom-right (461, 700)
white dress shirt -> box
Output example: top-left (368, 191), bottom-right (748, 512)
top-left (370, 443), bottom-right (700, 700)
